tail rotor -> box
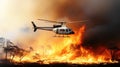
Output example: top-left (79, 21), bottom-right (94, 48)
top-left (31, 21), bottom-right (37, 32)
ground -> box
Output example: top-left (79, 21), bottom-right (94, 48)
top-left (0, 62), bottom-right (120, 67)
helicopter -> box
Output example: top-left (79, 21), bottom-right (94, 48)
top-left (31, 19), bottom-right (87, 37)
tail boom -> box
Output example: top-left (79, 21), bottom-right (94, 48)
top-left (31, 21), bottom-right (53, 32)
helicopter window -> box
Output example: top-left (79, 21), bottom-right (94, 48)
top-left (66, 29), bottom-right (68, 32)
top-left (60, 29), bottom-right (65, 32)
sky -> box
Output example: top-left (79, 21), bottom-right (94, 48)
top-left (0, 0), bottom-right (55, 40)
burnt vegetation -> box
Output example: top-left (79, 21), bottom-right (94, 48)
top-left (2, 41), bottom-right (33, 62)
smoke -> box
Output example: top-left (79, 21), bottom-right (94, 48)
top-left (82, 0), bottom-right (120, 48)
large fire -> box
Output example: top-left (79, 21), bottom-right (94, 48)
top-left (9, 25), bottom-right (117, 64)
top-left (0, 0), bottom-right (120, 65)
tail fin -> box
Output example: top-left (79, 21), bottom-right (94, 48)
top-left (31, 21), bottom-right (37, 32)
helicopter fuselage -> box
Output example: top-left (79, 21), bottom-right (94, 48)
top-left (53, 26), bottom-right (74, 35)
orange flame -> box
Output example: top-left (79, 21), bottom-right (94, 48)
top-left (12, 25), bottom-right (117, 64)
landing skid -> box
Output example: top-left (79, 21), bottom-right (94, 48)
top-left (53, 35), bottom-right (70, 37)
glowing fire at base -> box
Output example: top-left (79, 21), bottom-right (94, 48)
top-left (12, 25), bottom-right (117, 64)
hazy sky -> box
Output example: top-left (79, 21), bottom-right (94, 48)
top-left (0, 0), bottom-right (55, 40)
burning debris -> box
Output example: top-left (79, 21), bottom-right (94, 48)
top-left (109, 47), bottom-right (120, 61)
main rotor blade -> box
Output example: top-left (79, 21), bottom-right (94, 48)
top-left (38, 19), bottom-right (58, 23)
top-left (38, 19), bottom-right (88, 25)
top-left (38, 19), bottom-right (67, 25)
top-left (68, 20), bottom-right (88, 23)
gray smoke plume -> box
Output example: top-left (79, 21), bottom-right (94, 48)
top-left (82, 0), bottom-right (120, 48)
